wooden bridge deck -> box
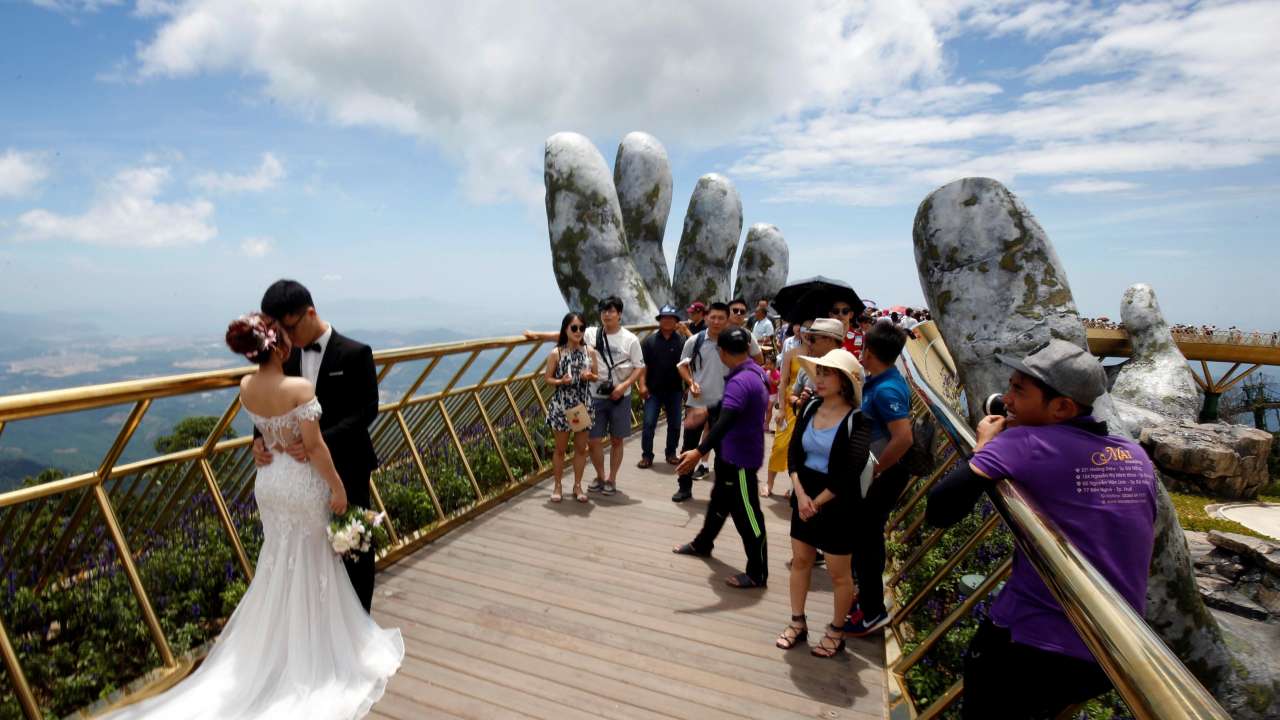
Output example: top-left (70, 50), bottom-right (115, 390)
top-left (366, 435), bottom-right (886, 720)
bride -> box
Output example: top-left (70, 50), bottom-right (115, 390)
top-left (102, 313), bottom-right (403, 719)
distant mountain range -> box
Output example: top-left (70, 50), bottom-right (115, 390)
top-left (0, 318), bottom-right (475, 487)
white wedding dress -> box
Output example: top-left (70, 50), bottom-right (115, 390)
top-left (102, 398), bottom-right (404, 720)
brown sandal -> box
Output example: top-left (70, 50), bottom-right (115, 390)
top-left (776, 614), bottom-right (808, 649)
top-left (811, 624), bottom-right (846, 658)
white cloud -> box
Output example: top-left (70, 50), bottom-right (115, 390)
top-left (0, 150), bottom-right (51, 198)
top-left (734, 1), bottom-right (1280, 201)
top-left (1119, 247), bottom-right (1196, 259)
top-left (321, 273), bottom-right (342, 282)
top-left (31, 0), bottom-right (122, 13)
top-left (764, 181), bottom-right (906, 207)
top-left (134, 0), bottom-right (948, 207)
top-left (239, 235), bottom-right (272, 256)
top-left (193, 152), bottom-right (284, 193)
top-left (118, 0), bottom-right (1280, 212)
top-left (17, 165), bottom-right (216, 247)
top-left (1050, 179), bottom-right (1140, 194)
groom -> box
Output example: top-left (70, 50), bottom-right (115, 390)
top-left (253, 279), bottom-right (380, 612)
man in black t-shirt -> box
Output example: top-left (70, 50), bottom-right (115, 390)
top-left (638, 305), bottom-right (686, 467)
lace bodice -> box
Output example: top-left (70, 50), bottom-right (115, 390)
top-left (245, 397), bottom-right (323, 451)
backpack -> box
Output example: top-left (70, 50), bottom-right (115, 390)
top-left (799, 399), bottom-right (877, 498)
top-left (689, 330), bottom-right (708, 374)
top-left (900, 412), bottom-right (936, 476)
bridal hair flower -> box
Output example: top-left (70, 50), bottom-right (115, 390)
top-left (237, 313), bottom-right (280, 359)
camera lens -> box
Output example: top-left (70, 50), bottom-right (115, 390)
top-left (984, 393), bottom-right (1007, 417)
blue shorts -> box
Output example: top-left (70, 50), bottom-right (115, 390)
top-left (590, 396), bottom-right (633, 439)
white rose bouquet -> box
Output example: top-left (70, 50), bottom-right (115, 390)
top-left (327, 507), bottom-right (387, 560)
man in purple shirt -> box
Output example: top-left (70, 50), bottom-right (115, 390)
top-left (672, 327), bottom-right (771, 589)
top-left (926, 339), bottom-right (1157, 719)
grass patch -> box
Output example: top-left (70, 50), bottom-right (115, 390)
top-left (1167, 490), bottom-right (1280, 541)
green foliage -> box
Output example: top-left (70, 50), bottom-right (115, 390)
top-left (0, 492), bottom-right (260, 719)
top-left (374, 468), bottom-right (437, 531)
top-left (153, 416), bottom-right (235, 455)
top-left (1167, 490), bottom-right (1277, 540)
top-left (0, 400), bottom-right (562, 718)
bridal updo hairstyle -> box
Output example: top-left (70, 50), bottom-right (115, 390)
top-left (226, 312), bottom-right (290, 364)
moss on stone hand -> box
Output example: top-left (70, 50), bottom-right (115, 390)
top-left (936, 290), bottom-right (954, 316)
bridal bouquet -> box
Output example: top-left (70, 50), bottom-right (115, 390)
top-left (327, 507), bottom-right (387, 560)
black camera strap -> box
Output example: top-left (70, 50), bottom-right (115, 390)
top-left (595, 326), bottom-right (617, 381)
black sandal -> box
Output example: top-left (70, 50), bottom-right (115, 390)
top-left (672, 542), bottom-right (711, 557)
top-left (811, 624), bottom-right (846, 658)
top-left (776, 614), bottom-right (808, 649)
top-left (725, 573), bottom-right (766, 589)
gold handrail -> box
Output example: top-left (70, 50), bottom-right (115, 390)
top-left (0, 325), bottom-right (655, 718)
top-left (897, 338), bottom-right (1230, 719)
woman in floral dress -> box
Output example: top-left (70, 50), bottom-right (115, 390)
top-left (543, 312), bottom-right (598, 502)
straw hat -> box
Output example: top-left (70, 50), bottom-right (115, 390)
top-left (805, 318), bottom-right (845, 341)
top-left (799, 348), bottom-right (865, 406)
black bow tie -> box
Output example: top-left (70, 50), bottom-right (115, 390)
top-left (303, 343), bottom-right (323, 353)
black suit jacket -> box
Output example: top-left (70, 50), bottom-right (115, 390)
top-left (282, 330), bottom-right (380, 486)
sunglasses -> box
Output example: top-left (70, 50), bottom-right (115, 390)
top-left (831, 306), bottom-right (855, 316)
top-left (730, 308), bottom-right (747, 315)
top-left (568, 324), bottom-right (584, 332)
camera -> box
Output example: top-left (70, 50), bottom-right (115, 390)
top-left (983, 393), bottom-right (1007, 417)
top-left (597, 380), bottom-right (616, 396)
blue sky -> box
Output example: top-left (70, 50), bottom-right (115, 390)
top-left (1, 0), bottom-right (1277, 339)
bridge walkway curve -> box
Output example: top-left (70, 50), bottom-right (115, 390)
top-left (365, 435), bottom-right (885, 720)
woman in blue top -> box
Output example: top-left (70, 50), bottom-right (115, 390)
top-left (776, 349), bottom-right (871, 658)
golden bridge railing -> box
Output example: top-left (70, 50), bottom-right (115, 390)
top-left (881, 325), bottom-right (1229, 719)
top-left (0, 327), bottom-right (652, 719)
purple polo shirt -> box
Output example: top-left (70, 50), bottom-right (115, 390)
top-left (970, 419), bottom-right (1157, 662)
top-left (718, 361), bottom-right (770, 469)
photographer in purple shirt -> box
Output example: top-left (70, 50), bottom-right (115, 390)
top-left (926, 340), bottom-right (1157, 719)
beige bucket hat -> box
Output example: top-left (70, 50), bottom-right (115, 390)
top-left (799, 348), bottom-right (865, 406)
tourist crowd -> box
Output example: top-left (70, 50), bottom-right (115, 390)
top-left (528, 286), bottom-right (1159, 719)
top-left (1083, 317), bottom-right (1279, 345)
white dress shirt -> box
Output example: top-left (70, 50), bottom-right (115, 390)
top-left (301, 324), bottom-right (333, 387)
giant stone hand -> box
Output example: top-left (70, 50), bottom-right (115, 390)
top-left (545, 133), bottom-right (788, 323)
top-left (913, 177), bottom-right (1266, 718)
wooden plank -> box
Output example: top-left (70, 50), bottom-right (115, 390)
top-left (368, 434), bottom-right (887, 719)
top-left (380, 580), bottom-right (882, 719)
top-left (380, 566), bottom-right (881, 695)
top-left (376, 666), bottom-right (538, 719)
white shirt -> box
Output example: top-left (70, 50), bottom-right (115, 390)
top-left (300, 324), bottom-right (333, 387)
top-left (752, 317), bottom-right (775, 340)
top-left (583, 325), bottom-right (644, 398)
top-left (677, 330), bottom-right (762, 408)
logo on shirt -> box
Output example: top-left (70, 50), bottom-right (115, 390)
top-left (1091, 445), bottom-right (1136, 466)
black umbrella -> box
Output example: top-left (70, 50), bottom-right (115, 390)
top-left (773, 276), bottom-right (864, 323)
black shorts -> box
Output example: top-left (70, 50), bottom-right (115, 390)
top-left (789, 466), bottom-right (855, 555)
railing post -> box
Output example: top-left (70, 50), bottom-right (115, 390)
top-left (394, 410), bottom-right (444, 519)
top-left (196, 398), bottom-right (254, 581)
top-left (198, 459), bottom-right (253, 581)
top-left (367, 479), bottom-right (400, 546)
top-left (0, 610), bottom-right (40, 719)
top-left (95, 481), bottom-right (176, 668)
top-left (503, 385), bottom-right (544, 467)
top-left (473, 394), bottom-right (516, 484)
top-left (437, 399), bottom-right (483, 498)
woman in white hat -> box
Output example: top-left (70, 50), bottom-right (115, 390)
top-left (775, 348), bottom-right (871, 658)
